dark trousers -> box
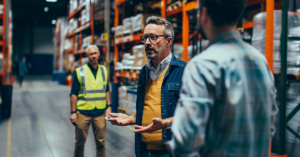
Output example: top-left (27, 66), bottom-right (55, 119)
top-left (19, 76), bottom-right (24, 87)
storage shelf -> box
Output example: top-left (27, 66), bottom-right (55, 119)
top-left (65, 49), bottom-right (73, 53)
top-left (75, 49), bottom-right (86, 54)
top-left (184, 1), bottom-right (198, 12)
top-left (0, 40), bottom-right (4, 46)
top-left (115, 71), bottom-right (139, 79)
top-left (242, 21), bottom-right (254, 29)
top-left (115, 33), bottom-right (143, 45)
top-left (115, 0), bottom-right (127, 5)
top-left (0, 14), bottom-right (3, 19)
top-left (68, 4), bottom-right (85, 19)
top-left (167, 7), bottom-right (182, 16)
top-left (67, 22), bottom-right (91, 37)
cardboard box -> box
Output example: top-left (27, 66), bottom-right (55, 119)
top-left (132, 45), bottom-right (148, 68)
top-left (127, 102), bottom-right (136, 115)
top-left (115, 25), bottom-right (123, 39)
top-left (122, 24), bottom-right (133, 35)
top-left (123, 17), bottom-right (132, 25)
top-left (131, 14), bottom-right (158, 33)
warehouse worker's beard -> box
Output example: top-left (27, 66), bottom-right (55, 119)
top-left (145, 44), bottom-right (164, 61)
top-left (89, 57), bottom-right (98, 66)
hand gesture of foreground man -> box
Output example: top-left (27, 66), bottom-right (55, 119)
top-left (167, 0), bottom-right (278, 157)
top-left (108, 16), bottom-right (186, 157)
top-left (70, 45), bottom-right (112, 157)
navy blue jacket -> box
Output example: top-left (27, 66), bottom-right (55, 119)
top-left (135, 54), bottom-right (186, 157)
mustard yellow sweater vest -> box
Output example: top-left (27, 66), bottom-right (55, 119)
top-left (142, 65), bottom-right (169, 150)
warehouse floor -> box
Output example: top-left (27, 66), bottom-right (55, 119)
top-left (0, 76), bottom-right (135, 157)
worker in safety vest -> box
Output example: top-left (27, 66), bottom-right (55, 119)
top-left (70, 45), bottom-right (111, 157)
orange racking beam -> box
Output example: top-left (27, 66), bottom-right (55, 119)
top-left (68, 4), bottom-right (85, 19)
top-left (265, 0), bottom-right (274, 72)
top-left (161, 0), bottom-right (167, 18)
top-left (2, 0), bottom-right (5, 85)
top-left (182, 2), bottom-right (189, 62)
top-left (114, 4), bottom-right (119, 83)
top-left (91, 1), bottom-right (94, 44)
top-left (242, 21), bottom-right (254, 29)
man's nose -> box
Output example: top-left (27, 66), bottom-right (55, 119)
top-left (144, 37), bottom-right (151, 45)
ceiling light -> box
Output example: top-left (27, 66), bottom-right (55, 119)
top-left (44, 7), bottom-right (49, 12)
top-left (52, 20), bottom-right (56, 25)
top-left (46, 0), bottom-right (57, 2)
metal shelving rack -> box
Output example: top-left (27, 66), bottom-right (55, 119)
top-left (0, 0), bottom-right (13, 85)
top-left (65, 0), bottom-right (95, 73)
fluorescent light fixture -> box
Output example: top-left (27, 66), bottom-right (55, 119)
top-left (52, 20), bottom-right (56, 25)
top-left (46, 0), bottom-right (57, 2)
top-left (44, 7), bottom-right (49, 12)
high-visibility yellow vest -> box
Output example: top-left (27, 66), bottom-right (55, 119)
top-left (76, 64), bottom-right (108, 110)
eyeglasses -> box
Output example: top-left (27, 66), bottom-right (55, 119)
top-left (140, 34), bottom-right (169, 43)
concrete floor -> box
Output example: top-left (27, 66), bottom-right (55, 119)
top-left (0, 76), bottom-right (135, 157)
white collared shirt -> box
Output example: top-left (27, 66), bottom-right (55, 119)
top-left (147, 53), bottom-right (172, 81)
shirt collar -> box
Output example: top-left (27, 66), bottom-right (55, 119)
top-left (207, 30), bottom-right (241, 47)
top-left (87, 63), bottom-right (98, 71)
top-left (147, 52), bottom-right (172, 70)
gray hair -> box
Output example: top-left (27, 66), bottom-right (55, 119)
top-left (146, 16), bottom-right (174, 43)
top-left (85, 45), bottom-right (99, 53)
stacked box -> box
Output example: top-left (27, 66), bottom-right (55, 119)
top-left (252, 11), bottom-right (300, 75)
top-left (115, 25), bottom-right (123, 39)
top-left (118, 86), bottom-right (128, 110)
top-left (132, 45), bottom-right (148, 68)
top-left (131, 14), bottom-right (157, 33)
top-left (127, 89), bottom-right (137, 115)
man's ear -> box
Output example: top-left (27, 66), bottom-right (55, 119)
top-left (166, 37), bottom-right (173, 48)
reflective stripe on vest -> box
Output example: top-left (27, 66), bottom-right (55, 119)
top-left (76, 64), bottom-right (107, 110)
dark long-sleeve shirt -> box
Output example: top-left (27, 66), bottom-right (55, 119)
top-left (70, 63), bottom-right (109, 117)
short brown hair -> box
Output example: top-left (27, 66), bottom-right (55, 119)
top-left (146, 16), bottom-right (174, 42)
top-left (200, 0), bottom-right (247, 27)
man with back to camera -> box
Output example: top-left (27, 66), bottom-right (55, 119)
top-left (69, 45), bottom-right (111, 157)
top-left (168, 0), bottom-right (278, 157)
top-left (108, 16), bottom-right (186, 157)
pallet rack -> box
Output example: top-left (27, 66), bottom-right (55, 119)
top-left (113, 0), bottom-right (268, 83)
top-left (66, 0), bottom-right (94, 74)
top-left (0, 0), bottom-right (13, 85)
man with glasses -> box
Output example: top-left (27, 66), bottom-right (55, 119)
top-left (168, 0), bottom-right (278, 157)
top-left (108, 16), bottom-right (186, 157)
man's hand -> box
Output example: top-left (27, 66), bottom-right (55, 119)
top-left (108, 113), bottom-right (133, 126)
top-left (105, 106), bottom-right (112, 117)
top-left (70, 113), bottom-right (77, 126)
top-left (134, 118), bottom-right (167, 133)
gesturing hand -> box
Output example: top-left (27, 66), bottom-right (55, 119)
top-left (134, 118), bottom-right (167, 133)
top-left (108, 113), bottom-right (133, 126)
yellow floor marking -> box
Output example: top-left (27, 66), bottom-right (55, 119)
top-left (6, 117), bottom-right (12, 157)
top-left (125, 125), bottom-right (135, 131)
top-left (37, 121), bottom-right (44, 134)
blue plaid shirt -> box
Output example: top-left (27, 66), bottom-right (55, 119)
top-left (168, 30), bottom-right (278, 157)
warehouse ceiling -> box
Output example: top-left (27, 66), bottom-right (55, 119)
top-left (12, 0), bottom-right (69, 26)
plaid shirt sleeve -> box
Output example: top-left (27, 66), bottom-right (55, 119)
top-left (168, 61), bottom-right (215, 157)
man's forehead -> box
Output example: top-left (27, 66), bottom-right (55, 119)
top-left (87, 47), bottom-right (99, 53)
top-left (144, 24), bottom-right (164, 34)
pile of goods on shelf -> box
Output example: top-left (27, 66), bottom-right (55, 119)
top-left (252, 10), bottom-right (300, 75)
top-left (115, 45), bottom-right (148, 72)
top-left (118, 86), bottom-right (137, 115)
top-left (115, 13), bottom-right (158, 43)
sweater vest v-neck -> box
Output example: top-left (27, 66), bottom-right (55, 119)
top-left (141, 65), bottom-right (169, 150)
